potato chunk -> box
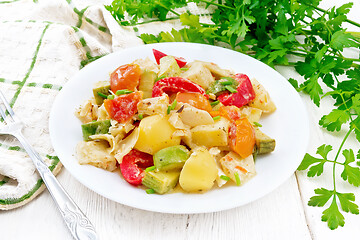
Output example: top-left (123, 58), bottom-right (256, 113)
top-left (249, 78), bottom-right (276, 113)
top-left (191, 117), bottom-right (230, 147)
top-left (134, 115), bottom-right (181, 154)
top-left (179, 147), bottom-right (218, 192)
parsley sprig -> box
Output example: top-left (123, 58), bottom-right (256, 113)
top-left (105, 0), bottom-right (360, 230)
top-left (298, 141), bottom-right (360, 229)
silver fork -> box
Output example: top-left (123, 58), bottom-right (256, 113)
top-left (0, 90), bottom-right (98, 240)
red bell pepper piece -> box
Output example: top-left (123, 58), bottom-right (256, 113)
top-left (152, 49), bottom-right (187, 68)
top-left (152, 77), bottom-right (207, 98)
top-left (217, 74), bottom-right (255, 108)
top-left (120, 149), bottom-right (154, 186)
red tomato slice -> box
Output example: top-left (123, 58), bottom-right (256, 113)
top-left (110, 64), bottom-right (141, 92)
top-left (104, 92), bottom-right (143, 123)
top-left (120, 149), bottom-right (154, 186)
top-left (175, 92), bottom-right (212, 112)
top-left (152, 77), bottom-right (207, 98)
top-left (229, 118), bottom-right (255, 158)
top-left (217, 74), bottom-right (255, 108)
top-left (152, 49), bottom-right (187, 68)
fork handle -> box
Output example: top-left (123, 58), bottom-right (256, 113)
top-left (15, 131), bottom-right (98, 240)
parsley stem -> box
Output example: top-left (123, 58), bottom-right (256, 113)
top-left (156, 1), bottom-right (180, 16)
top-left (339, 91), bottom-right (360, 134)
top-left (288, 51), bottom-right (307, 57)
top-left (343, 57), bottom-right (360, 62)
top-left (324, 82), bottom-right (356, 193)
top-left (245, 50), bottom-right (256, 55)
top-left (346, 19), bottom-right (360, 29)
top-left (332, 127), bottom-right (354, 191)
top-left (308, 4), bottom-right (360, 29)
top-left (333, 74), bottom-right (341, 85)
top-left (198, 0), bottom-right (235, 10)
top-left (290, 50), bottom-right (360, 63)
top-left (299, 18), bottom-right (310, 25)
top-left (325, 160), bottom-right (348, 165)
top-left (131, 17), bottom-right (180, 25)
top-left (295, 49), bottom-right (316, 55)
top-left (120, 14), bottom-right (217, 27)
top-left (275, 62), bottom-right (297, 67)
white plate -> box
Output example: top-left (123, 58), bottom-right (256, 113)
top-left (49, 42), bottom-right (309, 214)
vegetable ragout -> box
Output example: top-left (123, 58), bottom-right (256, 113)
top-left (75, 49), bottom-right (276, 194)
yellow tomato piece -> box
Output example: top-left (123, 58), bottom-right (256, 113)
top-left (229, 118), bottom-right (255, 158)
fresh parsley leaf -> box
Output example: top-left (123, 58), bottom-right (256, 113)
top-left (288, 78), bottom-right (300, 91)
top-left (322, 197), bottom-right (345, 230)
top-left (341, 149), bottom-right (360, 187)
top-left (322, 74), bottom-right (334, 88)
top-left (330, 30), bottom-right (359, 51)
top-left (343, 149), bottom-right (356, 164)
top-left (222, 3), bottom-right (254, 38)
top-left (140, 33), bottom-right (161, 44)
top-left (297, 153), bottom-right (321, 171)
top-left (351, 117), bottom-right (360, 144)
top-left (297, 144), bottom-right (332, 173)
top-left (332, 59), bottom-right (353, 76)
top-left (308, 161), bottom-right (326, 177)
top-left (317, 144), bottom-right (333, 159)
top-left (352, 94), bottom-right (360, 114)
top-left (337, 192), bottom-right (359, 214)
top-left (297, 149), bottom-right (328, 177)
top-left (274, 8), bottom-right (288, 35)
top-left (315, 45), bottom-right (328, 63)
top-left (321, 60), bottom-right (337, 75)
top-left (347, 68), bottom-right (360, 81)
top-left (336, 3), bottom-right (353, 15)
top-left (319, 109), bottom-right (351, 132)
top-left (180, 13), bottom-right (201, 28)
top-left (303, 74), bottom-right (323, 107)
top-left (308, 188), bottom-right (334, 207)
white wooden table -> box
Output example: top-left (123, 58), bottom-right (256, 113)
top-left (0, 0), bottom-right (359, 239)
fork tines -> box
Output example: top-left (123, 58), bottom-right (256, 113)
top-left (0, 90), bottom-right (19, 124)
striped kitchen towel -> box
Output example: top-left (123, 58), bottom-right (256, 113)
top-left (0, 0), bottom-right (210, 209)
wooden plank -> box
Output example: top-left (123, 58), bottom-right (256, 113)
top-left (1, 171), bottom-right (311, 240)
